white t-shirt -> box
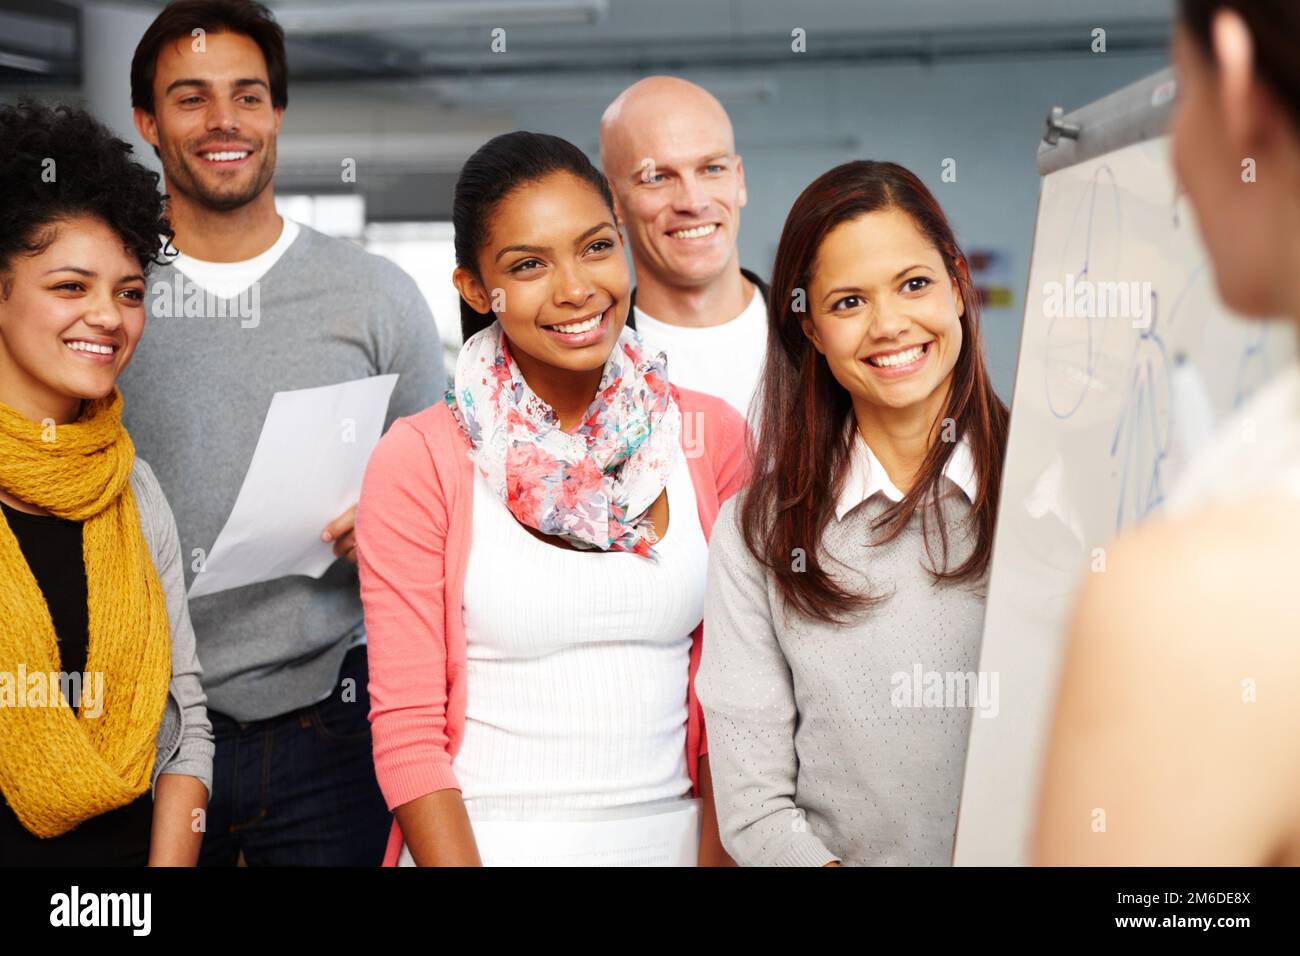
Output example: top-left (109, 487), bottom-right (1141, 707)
top-left (166, 217), bottom-right (300, 299)
top-left (633, 282), bottom-right (767, 424)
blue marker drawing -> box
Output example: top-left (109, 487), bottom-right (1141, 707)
top-left (1110, 286), bottom-right (1173, 532)
top-left (1233, 325), bottom-right (1271, 410)
top-left (1045, 164), bottom-right (1121, 421)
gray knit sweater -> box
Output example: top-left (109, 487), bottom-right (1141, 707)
top-left (128, 457), bottom-right (214, 795)
top-left (119, 224), bottom-right (445, 721)
top-left (697, 488), bottom-right (988, 866)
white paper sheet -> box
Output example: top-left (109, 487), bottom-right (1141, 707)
top-left (187, 374), bottom-right (399, 600)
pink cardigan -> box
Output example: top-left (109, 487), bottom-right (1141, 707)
top-left (355, 385), bottom-right (751, 866)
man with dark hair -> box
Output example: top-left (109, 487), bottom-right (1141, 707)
top-left (119, 0), bottom-right (445, 866)
top-left (130, 0), bottom-right (288, 116)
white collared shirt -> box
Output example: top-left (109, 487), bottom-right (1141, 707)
top-left (835, 428), bottom-right (979, 521)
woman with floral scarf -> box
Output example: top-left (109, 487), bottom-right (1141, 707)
top-left (355, 131), bottom-right (751, 866)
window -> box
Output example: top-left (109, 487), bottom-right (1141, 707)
top-left (276, 194), bottom-right (366, 240)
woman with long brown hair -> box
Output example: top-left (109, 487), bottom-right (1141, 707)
top-left (696, 160), bottom-right (1009, 866)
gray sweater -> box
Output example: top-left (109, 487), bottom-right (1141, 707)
top-left (120, 224), bottom-right (446, 721)
top-left (128, 458), bottom-right (214, 795)
top-left (697, 489), bottom-right (988, 866)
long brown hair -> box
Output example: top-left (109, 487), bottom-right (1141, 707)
top-left (739, 160), bottom-right (1009, 625)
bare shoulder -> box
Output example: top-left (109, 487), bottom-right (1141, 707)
top-left (1074, 496), bottom-right (1300, 668)
top-left (1041, 496), bottom-right (1300, 863)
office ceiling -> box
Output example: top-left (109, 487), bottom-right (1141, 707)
top-left (2, 0), bottom-right (1175, 88)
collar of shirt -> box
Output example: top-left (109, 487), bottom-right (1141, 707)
top-left (834, 428), bottom-right (979, 521)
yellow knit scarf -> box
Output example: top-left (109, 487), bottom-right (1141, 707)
top-left (0, 387), bottom-right (171, 838)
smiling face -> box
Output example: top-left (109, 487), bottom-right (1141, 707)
top-left (136, 31), bottom-right (280, 213)
top-left (603, 82), bottom-right (746, 290)
top-left (803, 207), bottom-right (964, 429)
top-left (0, 215), bottom-right (147, 424)
top-left (454, 170), bottom-right (630, 386)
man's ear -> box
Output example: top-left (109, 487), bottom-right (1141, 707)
top-left (133, 107), bottom-right (160, 150)
top-left (735, 153), bottom-right (748, 209)
top-left (1212, 8), bottom-right (1266, 155)
top-left (452, 266), bottom-right (492, 316)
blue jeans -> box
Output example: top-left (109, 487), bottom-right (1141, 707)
top-left (199, 645), bottom-right (391, 866)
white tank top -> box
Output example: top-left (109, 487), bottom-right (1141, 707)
top-left (455, 441), bottom-right (707, 819)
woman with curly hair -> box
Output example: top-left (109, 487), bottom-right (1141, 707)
top-left (0, 100), bottom-right (213, 865)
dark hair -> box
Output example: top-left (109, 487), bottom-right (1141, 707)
top-left (740, 160), bottom-right (1009, 626)
top-left (131, 0), bottom-right (288, 114)
top-left (453, 130), bottom-right (616, 342)
top-left (0, 100), bottom-right (171, 294)
top-left (1179, 1), bottom-right (1300, 131)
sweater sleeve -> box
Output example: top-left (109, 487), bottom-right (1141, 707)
top-left (135, 460), bottom-right (215, 796)
top-left (696, 497), bottom-right (842, 867)
top-left (373, 257), bottom-right (447, 427)
top-left (698, 395), bottom-right (752, 760)
top-left (355, 418), bottom-right (462, 809)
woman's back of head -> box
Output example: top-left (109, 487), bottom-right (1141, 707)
top-left (1172, 1), bottom-right (1300, 319)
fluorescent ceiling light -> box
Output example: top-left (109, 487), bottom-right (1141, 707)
top-left (270, 0), bottom-right (607, 35)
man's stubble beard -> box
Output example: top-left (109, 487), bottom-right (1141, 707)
top-left (162, 136), bottom-right (277, 213)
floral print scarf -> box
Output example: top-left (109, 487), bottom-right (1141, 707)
top-left (445, 320), bottom-right (680, 559)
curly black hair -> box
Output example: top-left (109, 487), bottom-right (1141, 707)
top-left (0, 99), bottom-right (172, 291)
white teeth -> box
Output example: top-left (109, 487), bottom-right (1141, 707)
top-left (549, 311), bottom-right (603, 335)
top-left (202, 151), bottom-right (249, 162)
top-left (869, 344), bottom-right (925, 368)
top-left (65, 341), bottom-right (116, 355)
top-left (670, 224), bottom-right (717, 239)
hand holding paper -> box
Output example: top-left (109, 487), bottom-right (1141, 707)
top-left (321, 504), bottom-right (359, 565)
top-left (187, 374), bottom-right (399, 599)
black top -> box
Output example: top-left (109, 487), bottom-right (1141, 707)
top-left (625, 266), bottom-right (770, 331)
top-left (0, 501), bottom-right (153, 866)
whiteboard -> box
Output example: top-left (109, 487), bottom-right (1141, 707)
top-left (953, 119), bottom-right (1296, 864)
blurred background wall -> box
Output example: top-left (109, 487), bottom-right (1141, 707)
top-left (0, 0), bottom-right (1176, 392)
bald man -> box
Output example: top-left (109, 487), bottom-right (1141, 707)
top-left (600, 76), bottom-right (769, 420)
